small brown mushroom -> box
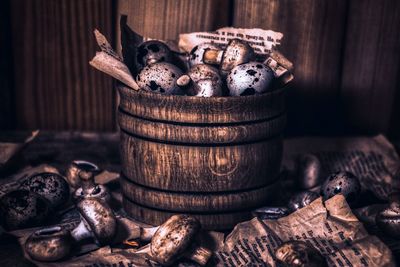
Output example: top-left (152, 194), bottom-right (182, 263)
top-left (296, 154), bottom-right (323, 190)
top-left (177, 64), bottom-right (223, 97)
top-left (25, 226), bottom-right (72, 262)
top-left (70, 198), bottom-right (117, 246)
top-left (150, 215), bottom-right (212, 266)
top-left (275, 241), bottom-right (328, 267)
top-left (66, 160), bottom-right (101, 188)
top-left (73, 162), bottom-right (109, 203)
top-left (203, 39), bottom-right (255, 76)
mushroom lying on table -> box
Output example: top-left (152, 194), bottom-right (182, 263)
top-left (25, 198), bottom-right (117, 262)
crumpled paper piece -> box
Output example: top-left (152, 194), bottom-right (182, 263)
top-left (212, 195), bottom-right (395, 267)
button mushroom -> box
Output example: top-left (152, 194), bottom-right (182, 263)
top-left (252, 206), bottom-right (290, 220)
top-left (176, 64), bottom-right (223, 97)
top-left (320, 171), bottom-right (361, 204)
top-left (66, 160), bottom-right (101, 189)
top-left (73, 163), bottom-right (109, 203)
top-left (25, 226), bottom-right (72, 262)
top-left (189, 43), bottom-right (221, 67)
top-left (287, 191), bottom-right (319, 212)
top-left (20, 172), bottom-right (70, 209)
top-left (137, 40), bottom-right (173, 69)
top-left (137, 62), bottom-right (184, 95)
top-left (227, 62), bottom-right (274, 96)
top-left (150, 215), bottom-right (212, 266)
top-left (70, 198), bottom-right (117, 246)
top-left (275, 241), bottom-right (328, 267)
top-left (0, 190), bottom-right (50, 230)
top-left (296, 154), bottom-right (323, 190)
top-left (203, 39), bottom-right (255, 76)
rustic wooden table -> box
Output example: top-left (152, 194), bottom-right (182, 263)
top-left (1, 131), bottom-right (400, 266)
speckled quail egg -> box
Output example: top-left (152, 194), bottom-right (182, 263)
top-left (137, 62), bottom-right (184, 95)
top-left (320, 171), bottom-right (361, 203)
top-left (227, 62), bottom-right (274, 96)
top-left (189, 43), bottom-right (221, 67)
top-left (20, 172), bottom-right (70, 209)
top-left (288, 191), bottom-right (320, 212)
top-left (297, 154), bottom-right (323, 190)
top-left (0, 190), bottom-right (50, 230)
top-left (137, 40), bottom-right (173, 69)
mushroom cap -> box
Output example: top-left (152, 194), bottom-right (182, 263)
top-left (227, 62), bottom-right (274, 96)
top-left (20, 172), bottom-right (70, 209)
top-left (288, 191), bottom-right (319, 212)
top-left (320, 171), bottom-right (361, 203)
top-left (25, 226), bottom-right (72, 262)
top-left (137, 62), bottom-right (184, 95)
top-left (275, 241), bottom-right (328, 267)
top-left (186, 64), bottom-right (223, 97)
top-left (76, 198), bottom-right (117, 245)
top-left (137, 40), bottom-right (173, 69)
top-left (0, 190), bottom-right (50, 230)
top-left (74, 184), bottom-right (110, 203)
top-left (296, 154), bottom-right (323, 190)
top-left (66, 160), bottom-right (100, 188)
top-left (221, 39), bottom-right (255, 74)
top-left (150, 215), bottom-right (200, 266)
top-left (376, 206), bottom-right (400, 238)
top-left (189, 43), bottom-right (220, 67)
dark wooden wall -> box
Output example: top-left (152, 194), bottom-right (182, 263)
top-left (1, 0), bottom-right (400, 137)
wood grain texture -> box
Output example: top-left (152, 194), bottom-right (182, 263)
top-left (120, 175), bottom-right (280, 212)
top-left (341, 0), bottom-right (400, 134)
top-left (120, 131), bottom-right (282, 192)
top-left (233, 0), bottom-right (348, 135)
top-left (10, 0), bottom-right (115, 131)
top-left (123, 197), bottom-right (254, 230)
top-left (119, 107), bottom-right (286, 144)
top-left (117, 0), bottom-right (230, 41)
top-left (118, 86), bottom-right (286, 124)
top-left (0, 0), bottom-right (15, 130)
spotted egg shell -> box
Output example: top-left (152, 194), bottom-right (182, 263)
top-left (189, 43), bottom-right (220, 67)
top-left (20, 172), bottom-right (70, 209)
top-left (0, 190), bottom-right (50, 230)
top-left (137, 62), bottom-right (184, 95)
top-left (376, 205), bottom-right (400, 239)
top-left (136, 40), bottom-right (173, 69)
top-left (320, 171), bottom-right (361, 203)
top-left (227, 62), bottom-right (274, 96)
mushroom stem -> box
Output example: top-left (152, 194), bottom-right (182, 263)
top-left (140, 226), bottom-right (159, 242)
top-left (70, 220), bottom-right (92, 242)
top-left (203, 49), bottom-right (223, 65)
top-left (184, 245), bottom-right (213, 266)
top-left (79, 170), bottom-right (96, 195)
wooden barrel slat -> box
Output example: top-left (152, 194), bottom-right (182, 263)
top-left (118, 86), bottom-right (286, 124)
top-left (120, 131), bottom-right (282, 192)
top-left (123, 197), bottom-right (254, 230)
top-left (120, 176), bottom-right (280, 212)
top-left (119, 108), bottom-right (286, 144)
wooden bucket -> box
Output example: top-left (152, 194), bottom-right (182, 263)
top-left (118, 85), bottom-right (286, 230)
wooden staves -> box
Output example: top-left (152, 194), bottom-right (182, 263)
top-left (233, 0), bottom-right (348, 135)
top-left (10, 0), bottom-right (115, 131)
top-left (118, 85), bottom-right (285, 230)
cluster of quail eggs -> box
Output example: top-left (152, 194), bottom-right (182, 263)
top-left (135, 38), bottom-right (280, 97)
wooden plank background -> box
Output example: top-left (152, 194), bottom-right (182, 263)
top-left (1, 0), bottom-right (400, 137)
